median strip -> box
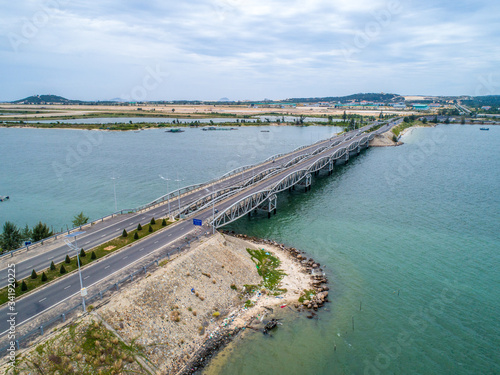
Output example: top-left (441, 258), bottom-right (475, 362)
top-left (0, 217), bottom-right (173, 306)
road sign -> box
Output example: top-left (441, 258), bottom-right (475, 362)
top-left (24, 241), bottom-right (32, 246)
top-left (193, 219), bottom-right (202, 226)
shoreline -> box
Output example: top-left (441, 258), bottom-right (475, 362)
top-left (4, 232), bottom-right (329, 374)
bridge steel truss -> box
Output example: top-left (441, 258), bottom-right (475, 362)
top-left (211, 132), bottom-right (375, 228)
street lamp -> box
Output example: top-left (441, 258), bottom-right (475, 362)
top-left (159, 174), bottom-right (171, 219)
top-left (175, 173), bottom-right (183, 216)
top-left (64, 231), bottom-right (87, 312)
top-left (111, 173), bottom-right (118, 212)
top-left (204, 185), bottom-right (216, 234)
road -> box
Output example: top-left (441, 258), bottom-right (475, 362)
top-left (0, 120), bottom-right (398, 336)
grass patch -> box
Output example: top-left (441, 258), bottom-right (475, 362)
top-left (298, 289), bottom-right (317, 303)
top-left (246, 248), bottom-right (286, 294)
top-left (13, 319), bottom-right (143, 374)
top-left (392, 119), bottom-right (429, 136)
top-left (0, 219), bottom-right (172, 305)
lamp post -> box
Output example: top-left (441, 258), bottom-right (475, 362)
top-left (111, 173), bottom-right (118, 212)
top-left (175, 173), bottom-right (183, 217)
top-left (159, 174), bottom-right (171, 219)
top-left (204, 185), bottom-right (216, 234)
top-left (64, 231), bottom-right (87, 312)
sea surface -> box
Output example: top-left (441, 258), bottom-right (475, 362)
top-left (205, 125), bottom-right (500, 375)
top-left (1, 124), bottom-right (499, 374)
top-left (0, 125), bottom-right (339, 231)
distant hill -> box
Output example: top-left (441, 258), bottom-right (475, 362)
top-left (286, 93), bottom-right (404, 104)
top-left (12, 95), bottom-right (81, 104)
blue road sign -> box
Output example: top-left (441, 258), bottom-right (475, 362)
top-left (25, 241), bottom-right (32, 246)
top-left (193, 219), bottom-right (202, 226)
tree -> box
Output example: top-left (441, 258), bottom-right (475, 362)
top-left (343, 111), bottom-right (347, 121)
top-left (161, 218), bottom-right (167, 226)
top-left (72, 212), bottom-right (89, 227)
top-left (32, 222), bottom-right (53, 242)
top-left (91, 251), bottom-right (97, 260)
top-left (31, 269), bottom-right (37, 279)
top-left (461, 116), bottom-right (466, 125)
top-left (403, 117), bottom-right (410, 123)
top-left (21, 280), bottom-right (28, 291)
top-left (60, 264), bottom-right (67, 274)
top-left (137, 223), bottom-right (142, 231)
top-left (41, 272), bottom-right (48, 282)
top-left (21, 224), bottom-right (32, 241)
top-left (0, 222), bottom-right (23, 251)
top-left (150, 217), bottom-right (156, 225)
top-left (444, 117), bottom-right (450, 124)
top-left (134, 232), bottom-right (139, 240)
top-left (80, 248), bottom-right (86, 258)
top-left (422, 117), bottom-right (428, 124)
top-left (122, 229), bottom-right (128, 238)
top-left (50, 261), bottom-right (56, 271)
top-left (65, 254), bottom-right (71, 264)
top-left (148, 225), bottom-right (153, 233)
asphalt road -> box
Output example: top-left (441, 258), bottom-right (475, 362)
top-left (0, 120), bottom-right (399, 336)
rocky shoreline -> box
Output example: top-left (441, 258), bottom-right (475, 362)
top-left (175, 231), bottom-right (331, 374)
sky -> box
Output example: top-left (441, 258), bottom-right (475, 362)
top-left (1, 0), bottom-right (499, 101)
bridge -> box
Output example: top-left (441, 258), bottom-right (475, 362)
top-left (0, 119), bottom-right (400, 341)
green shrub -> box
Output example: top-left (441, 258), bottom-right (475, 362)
top-left (65, 255), bottom-right (71, 264)
top-left (122, 229), bottom-right (128, 237)
top-left (161, 218), bottom-right (167, 226)
top-left (80, 248), bottom-right (86, 257)
top-left (137, 223), bottom-right (142, 231)
top-left (21, 281), bottom-right (28, 291)
top-left (91, 251), bottom-right (97, 260)
top-left (134, 232), bottom-right (139, 240)
top-left (150, 217), bottom-right (156, 225)
top-left (31, 269), bottom-right (37, 279)
top-left (60, 264), bottom-right (67, 274)
top-left (41, 272), bottom-right (48, 282)
top-left (50, 261), bottom-right (56, 271)
top-left (148, 225), bottom-right (153, 233)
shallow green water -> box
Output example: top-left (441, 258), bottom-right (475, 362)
top-left (206, 125), bottom-right (500, 375)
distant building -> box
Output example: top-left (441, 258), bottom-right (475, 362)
top-left (412, 104), bottom-right (429, 110)
top-left (481, 106), bottom-right (491, 110)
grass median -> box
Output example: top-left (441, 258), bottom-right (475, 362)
top-left (1, 218), bottom-right (172, 305)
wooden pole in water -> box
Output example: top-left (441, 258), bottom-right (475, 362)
top-left (352, 316), bottom-right (354, 331)
top-left (360, 301), bottom-right (362, 311)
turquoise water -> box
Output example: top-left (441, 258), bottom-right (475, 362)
top-left (206, 125), bottom-right (500, 375)
top-left (1, 124), bottom-right (498, 374)
top-left (0, 125), bottom-right (340, 231)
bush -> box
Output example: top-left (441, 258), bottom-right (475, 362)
top-left (41, 272), bottom-right (48, 282)
top-left (50, 261), bottom-right (56, 271)
top-left (60, 264), bottom-right (67, 274)
top-left (65, 255), bottom-right (71, 264)
top-left (134, 232), bottom-right (139, 240)
top-left (230, 284), bottom-right (237, 290)
top-left (122, 229), bottom-right (128, 238)
top-left (150, 217), bottom-right (156, 225)
top-left (91, 251), bottom-right (97, 260)
top-left (21, 280), bottom-right (28, 291)
top-left (80, 248), bottom-right (86, 257)
top-left (31, 269), bottom-right (37, 279)
top-left (161, 218), bottom-right (167, 226)
top-left (392, 134), bottom-right (398, 142)
top-left (148, 225), bottom-right (153, 233)
top-left (137, 223), bottom-right (142, 231)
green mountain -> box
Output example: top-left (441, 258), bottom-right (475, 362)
top-left (12, 95), bottom-right (81, 104)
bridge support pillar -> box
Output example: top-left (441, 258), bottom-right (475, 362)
top-left (299, 173), bottom-right (312, 192)
top-left (327, 159), bottom-right (334, 175)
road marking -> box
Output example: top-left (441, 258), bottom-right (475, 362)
top-left (116, 228), bottom-right (121, 231)
top-left (105, 265), bottom-right (110, 269)
top-left (123, 256), bottom-right (128, 260)
top-left (84, 241), bottom-right (90, 244)
top-left (64, 285), bottom-right (71, 290)
top-left (84, 276), bottom-right (90, 280)
top-left (168, 233), bottom-right (172, 237)
top-left (139, 247), bottom-right (144, 252)
top-left (154, 241), bottom-right (158, 244)
top-left (38, 298), bottom-right (46, 303)
top-left (47, 256), bottom-right (54, 260)
top-left (101, 235), bottom-right (106, 238)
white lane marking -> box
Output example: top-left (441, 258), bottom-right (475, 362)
top-left (84, 241), bottom-right (90, 244)
top-left (84, 276), bottom-right (90, 280)
top-left (38, 298), bottom-right (46, 303)
top-left (154, 241), bottom-right (158, 244)
top-left (168, 233), bottom-right (172, 237)
top-left (123, 256), bottom-right (128, 260)
top-left (64, 285), bottom-right (71, 290)
top-left (47, 256), bottom-right (54, 260)
top-left (139, 248), bottom-right (144, 252)
top-left (116, 228), bottom-right (121, 231)
top-left (101, 235), bottom-right (106, 238)
top-left (104, 265), bottom-right (110, 269)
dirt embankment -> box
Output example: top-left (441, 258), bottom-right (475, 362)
top-left (369, 130), bottom-right (402, 147)
top-left (3, 232), bottom-right (329, 375)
